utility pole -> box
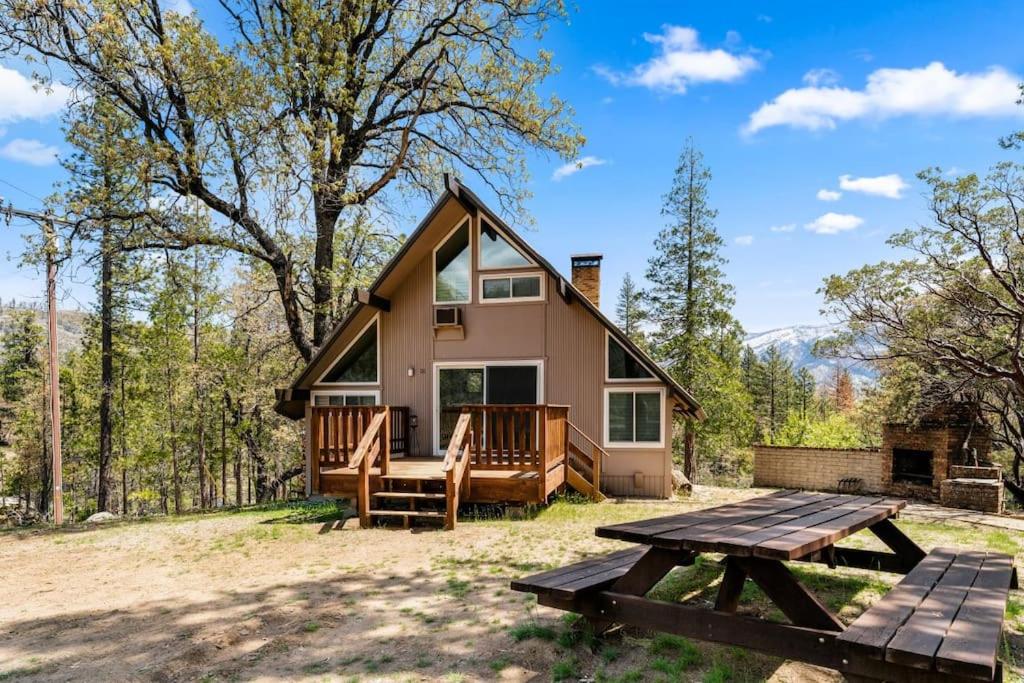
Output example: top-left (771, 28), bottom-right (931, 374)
top-left (2, 200), bottom-right (75, 525)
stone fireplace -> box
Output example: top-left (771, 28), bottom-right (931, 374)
top-left (881, 408), bottom-right (991, 502)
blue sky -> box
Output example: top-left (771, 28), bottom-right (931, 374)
top-left (2, 1), bottom-right (1024, 332)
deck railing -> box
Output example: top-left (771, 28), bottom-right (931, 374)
top-left (566, 419), bottom-right (609, 501)
top-left (447, 405), bottom-right (570, 501)
top-left (442, 412), bottom-right (474, 530)
top-left (310, 405), bottom-right (403, 495)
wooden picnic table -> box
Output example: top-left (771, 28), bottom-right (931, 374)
top-left (512, 490), bottom-right (1018, 683)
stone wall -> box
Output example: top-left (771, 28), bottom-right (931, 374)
top-left (752, 446), bottom-right (884, 493)
top-left (940, 479), bottom-right (1003, 514)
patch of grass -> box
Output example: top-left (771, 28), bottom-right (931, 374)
top-left (648, 634), bottom-right (699, 662)
top-left (444, 576), bottom-right (471, 598)
top-left (984, 530), bottom-right (1021, 556)
top-left (0, 667), bottom-right (44, 682)
top-left (595, 669), bottom-right (643, 683)
top-left (442, 674), bottom-right (466, 683)
top-left (302, 621), bottom-right (320, 633)
top-left (551, 656), bottom-right (578, 682)
top-left (489, 657), bottom-right (510, 673)
top-left (509, 622), bottom-right (557, 642)
top-left (599, 645), bottom-right (620, 663)
top-left (703, 661), bottom-right (734, 683)
top-left (301, 660), bottom-right (330, 675)
top-left (1006, 597), bottom-right (1024, 624)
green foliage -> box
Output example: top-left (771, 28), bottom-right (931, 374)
top-left (509, 622), bottom-right (556, 642)
top-left (615, 273), bottom-right (648, 348)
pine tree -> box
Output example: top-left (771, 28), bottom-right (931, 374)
top-left (615, 273), bottom-right (648, 347)
top-left (753, 345), bottom-right (796, 444)
top-left (646, 138), bottom-right (744, 480)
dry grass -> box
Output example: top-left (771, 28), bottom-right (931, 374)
top-left (0, 486), bottom-right (1021, 682)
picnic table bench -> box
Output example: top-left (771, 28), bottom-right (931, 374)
top-left (512, 491), bottom-right (1018, 682)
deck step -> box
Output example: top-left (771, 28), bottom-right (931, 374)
top-left (381, 474), bottom-right (445, 481)
top-left (372, 491), bottom-right (446, 500)
top-left (369, 509), bottom-right (446, 519)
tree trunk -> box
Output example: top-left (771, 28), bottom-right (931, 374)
top-left (220, 408), bottom-right (227, 507)
top-left (235, 443), bottom-right (242, 507)
top-left (682, 421), bottom-right (697, 483)
top-left (97, 219), bottom-right (114, 511)
top-left (120, 368), bottom-right (129, 515)
top-left (193, 249), bottom-right (207, 509)
top-left (168, 368), bottom-right (182, 513)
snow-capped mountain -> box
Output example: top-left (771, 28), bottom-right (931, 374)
top-left (743, 323), bottom-right (876, 388)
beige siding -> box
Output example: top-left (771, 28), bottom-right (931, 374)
top-left (380, 254), bottom-right (434, 456)
top-left (306, 212), bottom-right (678, 497)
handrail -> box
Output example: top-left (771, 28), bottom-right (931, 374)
top-left (346, 409), bottom-right (388, 470)
top-left (442, 412), bottom-right (472, 472)
top-left (566, 419), bottom-right (610, 461)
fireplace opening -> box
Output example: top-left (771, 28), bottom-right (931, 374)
top-left (892, 448), bottom-right (934, 486)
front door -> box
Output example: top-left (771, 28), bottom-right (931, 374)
top-left (435, 363), bottom-right (541, 453)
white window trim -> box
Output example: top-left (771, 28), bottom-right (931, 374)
top-left (478, 271), bottom-right (545, 304)
top-left (477, 217), bottom-right (537, 271)
top-left (432, 359), bottom-right (545, 455)
top-left (432, 217), bottom-right (473, 305)
top-left (310, 389), bottom-right (382, 407)
top-left (605, 332), bottom-right (659, 383)
top-left (314, 313), bottom-right (381, 386)
top-left (603, 386), bottom-right (666, 449)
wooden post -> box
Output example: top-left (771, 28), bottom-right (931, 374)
top-left (537, 406), bottom-right (547, 501)
top-left (357, 456), bottom-right (370, 528)
top-left (381, 406), bottom-right (390, 476)
top-left (445, 466), bottom-right (456, 531)
top-left (592, 442), bottom-right (602, 497)
top-left (309, 409), bottom-right (320, 494)
top-left (45, 222), bottom-right (63, 526)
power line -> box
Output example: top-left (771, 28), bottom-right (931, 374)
top-left (0, 177), bottom-right (47, 204)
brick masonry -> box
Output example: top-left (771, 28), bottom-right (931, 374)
top-left (940, 479), bottom-right (1003, 514)
top-left (881, 423), bottom-right (991, 502)
top-left (752, 446), bottom-right (884, 493)
top-left (570, 255), bottom-right (602, 307)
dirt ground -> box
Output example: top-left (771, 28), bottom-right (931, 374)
top-left (1, 485), bottom-right (1022, 682)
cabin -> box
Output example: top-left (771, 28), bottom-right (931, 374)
top-left (274, 175), bottom-right (704, 528)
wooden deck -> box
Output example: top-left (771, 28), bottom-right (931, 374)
top-left (309, 405), bottom-right (607, 528)
top-left (319, 456), bottom-right (559, 504)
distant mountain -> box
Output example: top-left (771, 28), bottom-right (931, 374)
top-left (743, 323), bottom-right (876, 389)
top-left (0, 304), bottom-right (87, 357)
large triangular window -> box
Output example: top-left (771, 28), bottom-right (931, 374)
top-left (607, 336), bottom-right (654, 380)
top-left (479, 219), bottom-right (533, 269)
top-left (322, 320), bottom-right (378, 383)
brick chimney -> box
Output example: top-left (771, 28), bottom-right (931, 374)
top-left (570, 253), bottom-right (603, 307)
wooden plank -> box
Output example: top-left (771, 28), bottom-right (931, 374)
top-left (935, 553), bottom-right (1015, 680)
top-left (839, 548), bottom-right (958, 658)
top-left (738, 557), bottom-right (844, 631)
top-left (596, 491), bottom-right (819, 547)
top-left (884, 552), bottom-right (986, 670)
top-left (510, 547), bottom-right (648, 595)
top-left (870, 518), bottom-right (927, 568)
top-left (660, 493), bottom-right (856, 550)
top-left (754, 498), bottom-right (906, 560)
top-left (705, 495), bottom-right (878, 555)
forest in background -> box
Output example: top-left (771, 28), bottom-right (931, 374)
top-left (2, 0), bottom-right (1024, 521)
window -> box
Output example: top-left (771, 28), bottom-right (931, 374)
top-left (434, 220), bottom-right (471, 303)
top-left (479, 219), bottom-right (533, 269)
top-left (605, 389), bottom-right (664, 447)
top-left (320, 318), bottom-right (378, 383)
top-left (607, 335), bottom-right (655, 380)
top-left (480, 274), bottom-right (543, 302)
top-left (312, 391), bottom-right (379, 407)
top-left (434, 361), bottom-right (543, 453)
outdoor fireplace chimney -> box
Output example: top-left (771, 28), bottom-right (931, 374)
top-left (571, 253), bottom-right (603, 307)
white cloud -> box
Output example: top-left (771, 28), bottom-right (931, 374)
top-left (756, 14), bottom-right (772, 23)
top-left (769, 223), bottom-right (796, 233)
top-left (734, 235), bottom-right (754, 246)
top-left (839, 173), bottom-right (908, 199)
top-left (803, 68), bottom-right (840, 87)
top-left (594, 25), bottom-right (760, 95)
top-left (744, 61), bottom-right (1023, 135)
top-left (805, 212), bottom-right (863, 235)
top-left (551, 156), bottom-right (608, 181)
top-left (816, 189), bottom-right (842, 201)
top-left (0, 66), bottom-right (71, 124)
top-left (0, 138), bottom-right (59, 166)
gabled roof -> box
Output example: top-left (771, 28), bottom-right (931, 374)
top-left (274, 175), bottom-right (705, 421)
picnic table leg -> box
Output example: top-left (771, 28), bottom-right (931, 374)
top-left (736, 557), bottom-right (844, 632)
top-left (868, 518), bottom-right (926, 570)
top-left (713, 557), bottom-right (748, 613)
top-left (585, 547), bottom-right (692, 634)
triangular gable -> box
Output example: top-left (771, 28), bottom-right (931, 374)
top-left (276, 175), bottom-right (705, 421)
